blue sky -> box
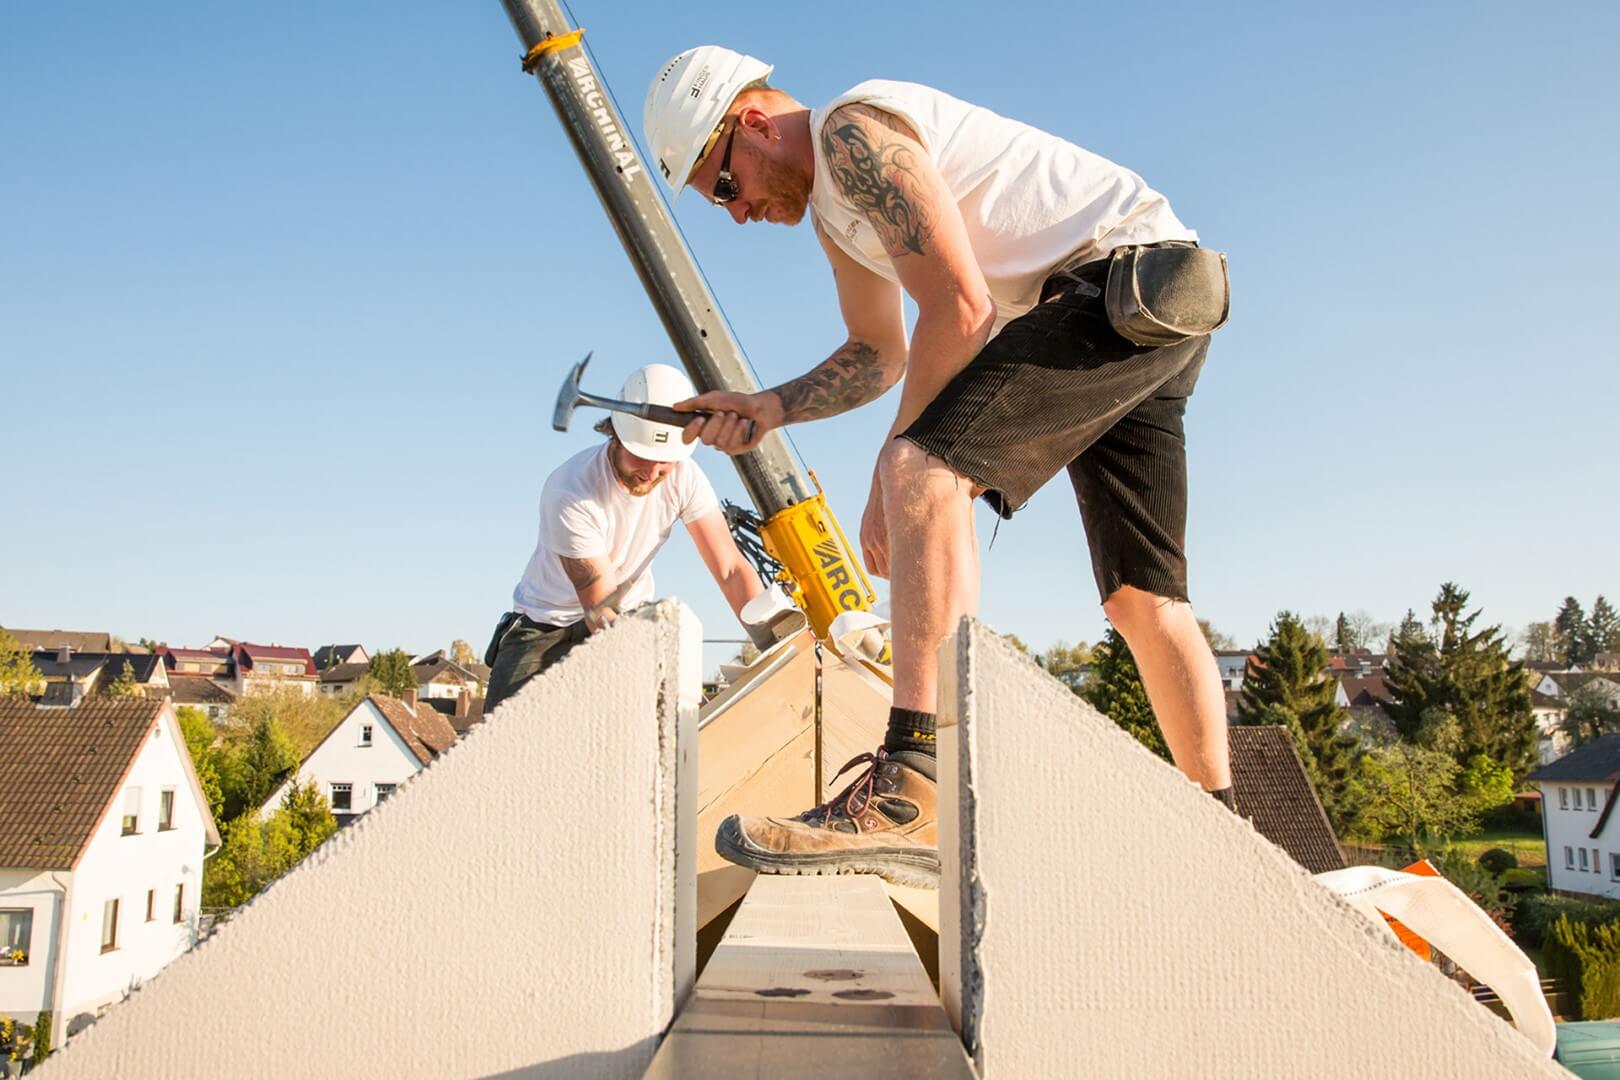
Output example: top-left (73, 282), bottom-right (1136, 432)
top-left (3, 2), bottom-right (1616, 675)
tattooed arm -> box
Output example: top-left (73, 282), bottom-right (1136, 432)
top-left (558, 553), bottom-right (619, 632)
top-left (818, 103), bottom-right (994, 440)
top-left (677, 225), bottom-right (907, 452)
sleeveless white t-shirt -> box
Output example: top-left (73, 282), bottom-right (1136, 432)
top-left (809, 80), bottom-right (1196, 329)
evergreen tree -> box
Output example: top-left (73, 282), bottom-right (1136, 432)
top-left (219, 716), bottom-right (298, 821)
top-left (1590, 596), bottom-right (1620, 657)
top-left (0, 630), bottom-right (42, 696)
top-left (1557, 596), bottom-right (1593, 667)
top-left (1334, 612), bottom-right (1354, 653)
top-left (368, 648), bottom-right (416, 697)
top-left (1384, 583), bottom-right (1537, 781)
top-left (101, 660), bottom-right (140, 698)
top-left (279, 780), bottom-right (338, 857)
top-left (1236, 611), bottom-right (1357, 826)
top-left (1080, 628), bottom-right (1170, 761)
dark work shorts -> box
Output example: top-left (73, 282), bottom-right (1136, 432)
top-left (900, 254), bottom-right (1210, 604)
top-left (483, 611), bottom-right (591, 714)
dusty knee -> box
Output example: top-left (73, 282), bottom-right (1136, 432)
top-left (878, 439), bottom-right (972, 501)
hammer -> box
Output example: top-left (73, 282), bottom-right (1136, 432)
top-left (552, 353), bottom-right (754, 442)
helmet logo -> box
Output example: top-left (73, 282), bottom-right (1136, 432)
top-left (654, 431), bottom-right (669, 443)
top-left (689, 65), bottom-right (712, 98)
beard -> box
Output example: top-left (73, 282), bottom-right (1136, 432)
top-left (609, 442), bottom-right (667, 497)
top-left (748, 145), bottom-right (811, 225)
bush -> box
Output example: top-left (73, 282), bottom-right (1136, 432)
top-left (1513, 894), bottom-right (1620, 950)
top-left (1477, 848), bottom-right (1519, 875)
top-left (1500, 867), bottom-right (1545, 892)
top-left (1546, 915), bottom-right (1620, 1020)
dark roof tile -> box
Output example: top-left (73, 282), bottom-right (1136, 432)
top-left (1229, 725), bottom-right (1346, 874)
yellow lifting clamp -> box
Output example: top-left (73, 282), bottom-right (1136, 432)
top-left (757, 471), bottom-right (878, 641)
top-left (521, 28), bottom-right (585, 73)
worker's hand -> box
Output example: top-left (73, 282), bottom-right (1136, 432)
top-left (860, 476), bottom-right (890, 580)
top-left (674, 390), bottom-right (781, 455)
top-left (584, 603), bottom-right (617, 633)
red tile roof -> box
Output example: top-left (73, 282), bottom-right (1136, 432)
top-left (166, 675), bottom-right (237, 706)
top-left (368, 695), bottom-right (457, 765)
top-left (0, 697), bottom-right (165, 868)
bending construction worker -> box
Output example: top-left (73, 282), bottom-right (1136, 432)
top-left (644, 48), bottom-right (1234, 887)
top-left (484, 363), bottom-right (767, 713)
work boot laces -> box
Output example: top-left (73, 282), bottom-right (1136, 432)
top-left (795, 750), bottom-right (893, 832)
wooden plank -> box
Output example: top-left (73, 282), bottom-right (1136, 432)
top-left (645, 875), bottom-right (974, 1078)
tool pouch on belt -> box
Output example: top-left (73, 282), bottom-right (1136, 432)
top-left (1105, 243), bottom-right (1230, 346)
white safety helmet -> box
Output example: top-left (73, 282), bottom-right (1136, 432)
top-left (643, 45), bottom-right (774, 194)
top-left (612, 363), bottom-right (698, 462)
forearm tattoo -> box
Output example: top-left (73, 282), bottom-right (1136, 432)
top-left (771, 340), bottom-right (887, 423)
top-left (558, 556), bottom-right (602, 591)
top-left (820, 105), bottom-right (936, 259)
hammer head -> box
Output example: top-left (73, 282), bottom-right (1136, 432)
top-left (553, 351), bottom-right (592, 432)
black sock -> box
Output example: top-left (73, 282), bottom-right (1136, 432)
top-left (1209, 786), bottom-right (1237, 812)
top-left (884, 707), bottom-right (937, 780)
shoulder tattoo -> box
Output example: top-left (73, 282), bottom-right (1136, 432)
top-left (820, 104), bottom-right (936, 259)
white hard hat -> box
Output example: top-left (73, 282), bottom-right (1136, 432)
top-left (644, 46), bottom-right (774, 194)
top-left (612, 363), bottom-right (698, 462)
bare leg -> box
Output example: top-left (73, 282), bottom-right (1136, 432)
top-left (1103, 585), bottom-right (1231, 790)
top-left (882, 439), bottom-right (979, 712)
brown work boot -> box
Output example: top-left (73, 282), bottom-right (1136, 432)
top-left (714, 749), bottom-right (939, 889)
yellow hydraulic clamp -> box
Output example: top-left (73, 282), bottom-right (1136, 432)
top-left (758, 473), bottom-right (877, 641)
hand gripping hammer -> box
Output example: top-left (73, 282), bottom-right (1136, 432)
top-left (552, 353), bottom-right (754, 442)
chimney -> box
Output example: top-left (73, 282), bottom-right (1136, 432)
top-left (58, 642), bottom-right (72, 665)
top-left (454, 689), bottom-right (470, 718)
top-left (402, 688), bottom-right (418, 712)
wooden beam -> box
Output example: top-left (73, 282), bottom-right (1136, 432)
top-left (644, 875), bottom-right (974, 1078)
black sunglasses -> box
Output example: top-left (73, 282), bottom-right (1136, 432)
top-left (710, 124), bottom-right (740, 206)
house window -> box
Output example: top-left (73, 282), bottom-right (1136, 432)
top-left (145, 890), bottom-right (156, 922)
top-left (1591, 788), bottom-right (1601, 810)
top-left (1561, 787), bottom-right (1570, 810)
top-left (1581, 848), bottom-right (1590, 871)
top-left (173, 884), bottom-right (185, 925)
top-left (122, 787), bottom-right (142, 835)
top-left (361, 725), bottom-right (373, 747)
top-left (159, 788), bottom-right (176, 831)
top-left (101, 899), bottom-right (120, 953)
top-left (1567, 846), bottom-right (1576, 869)
top-left (1611, 854), bottom-right (1620, 881)
top-left (376, 783), bottom-right (396, 804)
top-left (0, 909), bottom-right (32, 966)
top-left (331, 783), bottom-right (352, 811)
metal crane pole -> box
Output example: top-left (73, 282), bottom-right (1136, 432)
top-left (499, 0), bottom-right (810, 519)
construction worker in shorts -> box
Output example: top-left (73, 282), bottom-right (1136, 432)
top-left (642, 47), bottom-right (1233, 888)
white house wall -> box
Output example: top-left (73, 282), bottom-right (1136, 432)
top-left (55, 709), bottom-right (210, 1031)
top-left (1539, 781), bottom-right (1620, 898)
top-left (261, 699), bottom-right (424, 819)
top-left (0, 869), bottom-right (63, 1023)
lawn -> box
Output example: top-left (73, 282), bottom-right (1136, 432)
top-left (1447, 828), bottom-right (1548, 869)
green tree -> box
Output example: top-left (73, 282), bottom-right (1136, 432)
top-left (1591, 596), bottom-right (1620, 657)
top-left (278, 779), bottom-right (338, 857)
top-left (1334, 612), bottom-right (1354, 653)
top-left (202, 811), bottom-right (301, 908)
top-left (1037, 640), bottom-right (1094, 694)
top-left (176, 706), bottom-right (225, 821)
top-left (1557, 596), bottom-right (1594, 667)
top-left (31, 1010), bottom-right (50, 1064)
top-left (1198, 619), bottom-right (1237, 650)
top-left (1383, 583), bottom-right (1537, 782)
top-left (1236, 611), bottom-right (1357, 827)
top-left (226, 689), bottom-right (348, 761)
top-left (1081, 628), bottom-right (1169, 761)
top-left (368, 648), bottom-right (416, 697)
top-left (101, 659), bottom-right (140, 698)
top-left (1343, 741), bottom-right (1476, 847)
top-left (1563, 683), bottom-right (1620, 748)
top-left (0, 629), bottom-right (42, 696)
top-left (218, 715), bottom-right (298, 822)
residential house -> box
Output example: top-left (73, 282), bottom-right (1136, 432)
top-left (164, 640), bottom-right (317, 698)
top-left (1531, 687), bottom-right (1570, 765)
top-left (1527, 735), bottom-right (1620, 899)
top-left (1336, 673), bottom-right (1396, 744)
top-left (318, 663), bottom-right (372, 698)
top-left (411, 651), bottom-right (488, 700)
top-left (1595, 652), bottom-right (1620, 673)
top-left (164, 676), bottom-right (236, 723)
top-left (312, 644), bottom-right (370, 672)
top-left (261, 693), bottom-right (457, 825)
top-left (0, 697), bottom-right (220, 1037)
top-left (30, 649), bottom-right (169, 702)
top-left (1228, 725), bottom-right (1346, 874)
top-left (2, 629), bottom-right (113, 653)
top-left (420, 691), bottom-right (485, 735)
top-left (158, 647), bottom-right (231, 680)
top-left (1213, 650), bottom-right (1251, 691)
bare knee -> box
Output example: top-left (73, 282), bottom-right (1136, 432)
top-left (1103, 585), bottom-right (1189, 639)
top-left (879, 439), bottom-right (974, 506)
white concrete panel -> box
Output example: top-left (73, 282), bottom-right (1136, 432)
top-left (41, 603), bottom-right (699, 1079)
top-left (939, 619), bottom-right (1567, 1078)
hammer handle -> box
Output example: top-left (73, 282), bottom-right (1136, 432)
top-left (639, 403), bottom-right (755, 443)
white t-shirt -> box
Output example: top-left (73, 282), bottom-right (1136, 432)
top-left (809, 80), bottom-right (1197, 332)
top-left (512, 442), bottom-right (720, 626)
